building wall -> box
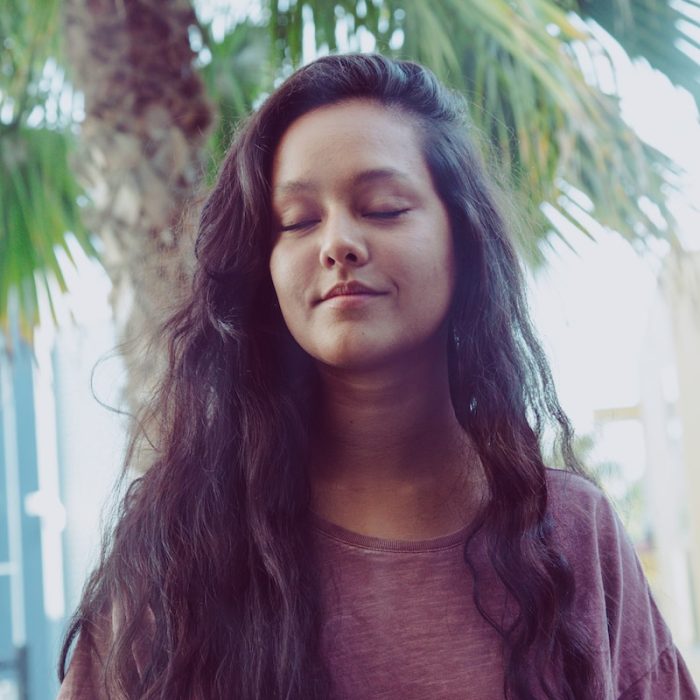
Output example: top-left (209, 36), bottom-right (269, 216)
top-left (639, 251), bottom-right (700, 679)
top-left (664, 252), bottom-right (700, 674)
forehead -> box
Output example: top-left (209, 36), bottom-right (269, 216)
top-left (271, 99), bottom-right (429, 195)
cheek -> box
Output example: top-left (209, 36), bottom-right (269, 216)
top-left (405, 233), bottom-right (455, 310)
top-left (417, 253), bottom-right (455, 333)
top-left (268, 252), bottom-right (282, 300)
top-left (434, 222), bottom-right (457, 307)
top-left (269, 246), bottom-right (294, 303)
top-left (269, 246), bottom-right (308, 331)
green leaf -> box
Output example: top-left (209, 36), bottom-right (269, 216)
top-left (0, 127), bottom-right (99, 344)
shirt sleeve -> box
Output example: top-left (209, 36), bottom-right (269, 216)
top-left (548, 470), bottom-right (700, 699)
top-left (618, 645), bottom-right (699, 700)
top-left (594, 494), bottom-right (699, 699)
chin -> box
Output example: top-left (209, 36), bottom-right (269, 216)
top-left (310, 339), bottom-right (412, 373)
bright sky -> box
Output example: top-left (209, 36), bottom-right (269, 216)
top-left (528, 42), bottom-right (699, 480)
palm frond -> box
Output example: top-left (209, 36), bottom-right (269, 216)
top-left (399, 0), bottom-right (680, 262)
top-left (1, 0), bottom-right (98, 345)
top-left (196, 17), bottom-right (270, 176)
top-left (0, 0), bottom-right (64, 131)
top-left (0, 127), bottom-right (97, 344)
top-left (579, 0), bottom-right (700, 110)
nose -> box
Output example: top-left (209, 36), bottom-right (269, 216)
top-left (318, 209), bottom-right (369, 269)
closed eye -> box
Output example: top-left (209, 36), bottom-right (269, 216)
top-left (280, 219), bottom-right (320, 232)
top-left (364, 209), bottom-right (411, 220)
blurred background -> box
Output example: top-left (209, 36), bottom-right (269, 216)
top-left (1, 0), bottom-right (699, 697)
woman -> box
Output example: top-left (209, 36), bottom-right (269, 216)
top-left (58, 53), bottom-right (699, 699)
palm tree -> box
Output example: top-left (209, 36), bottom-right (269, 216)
top-left (2, 1), bottom-right (697, 466)
top-left (60, 0), bottom-right (216, 451)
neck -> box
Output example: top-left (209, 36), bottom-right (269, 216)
top-left (309, 346), bottom-right (485, 540)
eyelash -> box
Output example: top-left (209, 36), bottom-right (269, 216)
top-left (368, 209), bottom-right (410, 220)
top-left (280, 220), bottom-right (318, 232)
top-left (280, 209), bottom-right (410, 232)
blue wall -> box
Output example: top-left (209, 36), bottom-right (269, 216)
top-left (1, 329), bottom-right (58, 700)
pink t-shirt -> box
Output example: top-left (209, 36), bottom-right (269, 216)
top-left (58, 469), bottom-right (699, 699)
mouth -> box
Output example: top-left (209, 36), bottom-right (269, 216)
top-left (320, 281), bottom-right (384, 303)
top-left (319, 281), bottom-right (384, 302)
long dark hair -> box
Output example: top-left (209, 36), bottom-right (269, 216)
top-left (60, 53), bottom-right (600, 699)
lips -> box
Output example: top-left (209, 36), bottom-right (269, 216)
top-left (320, 281), bottom-right (384, 302)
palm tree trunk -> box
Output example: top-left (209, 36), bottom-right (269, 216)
top-left (63, 0), bottom-right (214, 470)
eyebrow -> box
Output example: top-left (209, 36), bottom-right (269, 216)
top-left (273, 167), bottom-right (413, 197)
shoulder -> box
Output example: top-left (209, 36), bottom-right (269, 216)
top-left (57, 605), bottom-right (154, 699)
top-left (57, 614), bottom-right (113, 700)
top-left (543, 466), bottom-right (624, 552)
top-left (542, 467), bottom-right (643, 617)
top-left (543, 465), bottom-right (608, 515)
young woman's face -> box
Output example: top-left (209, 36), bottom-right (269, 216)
top-left (269, 99), bottom-right (456, 371)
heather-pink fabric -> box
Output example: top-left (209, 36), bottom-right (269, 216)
top-left (311, 469), bottom-right (699, 699)
top-left (58, 469), bottom-right (700, 699)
